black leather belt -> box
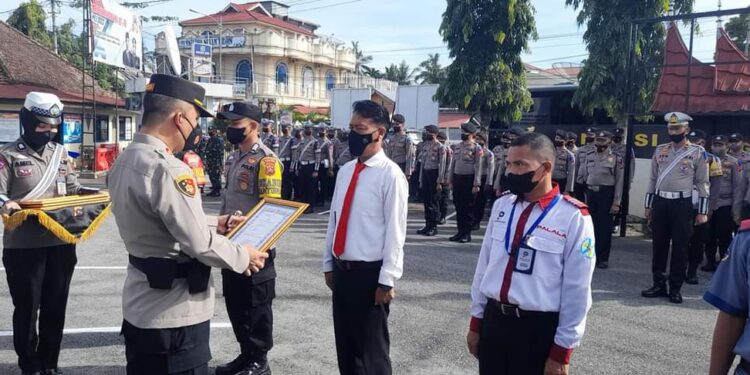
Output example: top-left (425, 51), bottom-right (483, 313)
top-left (491, 300), bottom-right (559, 319)
top-left (334, 259), bottom-right (383, 271)
top-left (128, 255), bottom-right (210, 294)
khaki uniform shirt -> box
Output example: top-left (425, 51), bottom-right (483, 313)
top-left (108, 133), bottom-right (250, 329)
top-left (221, 142), bottom-right (282, 215)
top-left (448, 141), bottom-right (484, 186)
top-left (584, 149), bottom-right (625, 205)
top-left (277, 135), bottom-right (294, 160)
top-left (553, 147), bottom-right (576, 193)
top-left (710, 154), bottom-right (743, 217)
top-left (318, 139), bottom-right (335, 171)
top-left (493, 146), bottom-right (509, 190)
top-left (480, 146), bottom-right (495, 185)
top-left (294, 137), bottom-right (321, 170)
top-left (336, 145), bottom-right (353, 168)
top-left (419, 141), bottom-right (447, 186)
top-left (0, 139), bottom-right (81, 248)
top-left (646, 142), bottom-right (710, 213)
top-left (575, 144), bottom-right (594, 185)
top-left (261, 133), bottom-right (279, 154)
top-left (386, 133), bottom-right (415, 170)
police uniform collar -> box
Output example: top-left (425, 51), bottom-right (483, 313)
top-left (134, 133), bottom-right (169, 152)
top-left (251, 143), bottom-right (260, 154)
top-left (517, 183), bottom-right (560, 209)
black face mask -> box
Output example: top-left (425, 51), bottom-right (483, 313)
top-left (507, 166), bottom-right (542, 196)
top-left (461, 134), bottom-right (470, 141)
top-left (349, 130), bottom-right (378, 157)
top-left (305, 130), bottom-right (313, 136)
top-left (554, 140), bottom-right (565, 147)
top-left (566, 142), bottom-right (575, 148)
top-left (262, 128), bottom-right (270, 133)
top-left (226, 127), bottom-right (248, 145)
top-left (585, 136), bottom-right (595, 144)
top-left (502, 141), bottom-right (511, 148)
top-left (318, 133), bottom-right (325, 138)
top-left (178, 115), bottom-right (202, 152)
top-left (393, 126), bottom-right (402, 133)
top-left (669, 132), bottom-right (686, 144)
top-left (23, 130), bottom-right (53, 150)
top-left (596, 145), bottom-right (608, 153)
top-left (612, 137), bottom-right (623, 143)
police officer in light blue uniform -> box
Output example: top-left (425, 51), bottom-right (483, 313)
top-left (705, 220), bottom-right (750, 375)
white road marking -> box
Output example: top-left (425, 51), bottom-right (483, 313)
top-left (317, 210), bottom-right (330, 215)
top-left (445, 211), bottom-right (457, 220)
top-left (0, 322), bottom-right (233, 337)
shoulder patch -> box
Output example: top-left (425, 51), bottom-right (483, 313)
top-left (174, 175), bottom-right (197, 197)
top-left (739, 219), bottom-right (750, 232)
top-left (563, 195), bottom-right (590, 216)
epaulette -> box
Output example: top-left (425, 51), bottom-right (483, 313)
top-left (739, 219), bottom-right (750, 232)
top-left (562, 195), bottom-right (590, 216)
top-left (499, 190), bottom-right (512, 197)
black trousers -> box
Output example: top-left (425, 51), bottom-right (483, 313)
top-left (297, 164), bottom-right (317, 210)
top-left (587, 186), bottom-right (615, 263)
top-left (706, 205), bottom-right (736, 265)
top-left (410, 163), bottom-right (421, 201)
top-left (318, 164), bottom-right (335, 205)
top-left (281, 160), bottom-right (294, 200)
top-left (439, 185), bottom-right (450, 220)
top-left (207, 166), bottom-right (222, 192)
top-left (332, 263), bottom-right (391, 375)
top-left (688, 209), bottom-right (708, 274)
top-left (221, 269), bottom-right (275, 362)
top-left (453, 174), bottom-right (476, 235)
top-left (421, 169), bottom-right (441, 228)
top-left (122, 320), bottom-right (210, 375)
top-left (478, 301), bottom-right (559, 375)
top-left (2, 245), bottom-right (77, 373)
top-left (574, 182), bottom-right (586, 202)
top-left (473, 176), bottom-right (490, 224)
top-left (651, 197), bottom-right (693, 289)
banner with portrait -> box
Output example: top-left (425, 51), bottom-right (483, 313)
top-left (91, 0), bottom-right (143, 70)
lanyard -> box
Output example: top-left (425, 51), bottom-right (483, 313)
top-left (504, 194), bottom-right (561, 255)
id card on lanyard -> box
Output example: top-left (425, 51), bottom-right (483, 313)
top-left (504, 195), bottom-right (560, 274)
top-left (56, 176), bottom-right (66, 196)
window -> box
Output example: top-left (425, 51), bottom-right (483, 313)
top-left (236, 59), bottom-right (253, 85)
top-left (119, 116), bottom-right (133, 141)
top-left (326, 71), bottom-right (336, 91)
top-left (302, 66), bottom-right (314, 96)
top-left (276, 63), bottom-right (288, 85)
top-left (95, 115), bottom-right (109, 143)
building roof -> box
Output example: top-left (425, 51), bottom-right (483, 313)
top-left (651, 23), bottom-right (750, 114)
top-left (439, 112), bottom-right (470, 129)
top-left (0, 21), bottom-right (120, 106)
top-left (181, 2), bottom-right (315, 36)
top-left (292, 105), bottom-right (328, 115)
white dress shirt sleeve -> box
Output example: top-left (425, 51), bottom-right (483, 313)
top-left (378, 168), bottom-right (409, 286)
top-left (322, 169), bottom-right (345, 273)
top-left (470, 199), bottom-right (498, 323)
top-left (552, 209), bottom-right (596, 361)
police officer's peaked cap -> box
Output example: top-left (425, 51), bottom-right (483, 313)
top-left (145, 74), bottom-right (214, 117)
top-left (281, 123), bottom-right (291, 130)
top-left (437, 131), bottom-right (447, 139)
top-left (392, 114), bottom-right (405, 124)
top-left (461, 122), bottom-right (478, 134)
top-left (566, 132), bottom-right (578, 140)
top-left (730, 133), bottom-right (745, 141)
top-left (208, 125), bottom-right (216, 131)
top-left (712, 135), bottom-right (728, 144)
top-left (596, 131), bottom-right (613, 139)
top-left (327, 128), bottom-right (336, 135)
top-left (688, 129), bottom-right (706, 141)
top-left (217, 102), bottom-right (263, 123)
top-left (23, 92), bottom-right (64, 125)
top-left (586, 127), bottom-right (599, 134)
top-left (555, 129), bottom-right (567, 139)
top-left (613, 128), bottom-right (625, 136)
top-left (423, 125), bottom-right (439, 135)
top-left (476, 132), bottom-right (487, 141)
top-left (665, 111), bottom-right (692, 125)
top-left (507, 126), bottom-right (527, 136)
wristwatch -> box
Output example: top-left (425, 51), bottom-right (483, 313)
top-left (0, 194), bottom-right (9, 208)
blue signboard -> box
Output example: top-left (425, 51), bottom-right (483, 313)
top-left (63, 115), bottom-right (82, 144)
top-left (193, 43), bottom-right (212, 57)
top-left (178, 36), bottom-right (246, 49)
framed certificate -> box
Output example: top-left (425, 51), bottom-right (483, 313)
top-left (226, 198), bottom-right (309, 253)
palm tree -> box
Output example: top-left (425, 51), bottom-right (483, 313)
top-left (415, 53), bottom-right (446, 84)
top-left (351, 41), bottom-right (373, 74)
top-left (384, 60), bottom-right (414, 85)
top-left (361, 66), bottom-right (385, 79)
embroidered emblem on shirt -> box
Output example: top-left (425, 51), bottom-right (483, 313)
top-left (580, 238), bottom-right (595, 259)
top-left (174, 175), bottom-right (197, 197)
top-left (263, 158), bottom-right (276, 175)
top-left (17, 167), bottom-right (33, 177)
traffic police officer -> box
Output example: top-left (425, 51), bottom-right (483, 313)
top-left (108, 74), bottom-right (268, 374)
top-left (0, 92), bottom-right (86, 375)
top-left (261, 120), bottom-right (279, 154)
top-left (215, 102), bottom-right (282, 375)
top-left (573, 127), bottom-right (597, 202)
top-left (583, 130), bottom-right (624, 269)
top-left (437, 131), bottom-right (452, 224)
top-left (642, 112), bottom-right (709, 304)
top-left (611, 128), bottom-right (625, 156)
top-left (335, 131), bottom-right (354, 170)
top-left (204, 126), bottom-right (225, 197)
top-left (552, 129), bottom-right (575, 194)
top-left (277, 124), bottom-right (294, 200)
top-left (294, 124), bottom-right (320, 213)
top-left (318, 127), bottom-right (336, 206)
top-left (565, 131), bottom-right (578, 153)
top-left (468, 132), bottom-right (595, 375)
top-left (702, 135), bottom-right (742, 273)
top-left (416, 125), bottom-right (447, 236)
top-left (729, 133), bottom-right (750, 220)
top-left (472, 133), bottom-right (495, 229)
top-left (447, 122), bottom-right (484, 243)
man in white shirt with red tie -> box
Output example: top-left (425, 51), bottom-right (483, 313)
top-left (468, 132), bottom-right (596, 375)
top-left (322, 100), bottom-right (408, 375)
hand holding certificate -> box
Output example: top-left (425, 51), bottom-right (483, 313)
top-left (226, 198), bottom-right (309, 253)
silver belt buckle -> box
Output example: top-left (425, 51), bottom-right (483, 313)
top-left (590, 185), bottom-right (600, 192)
top-left (500, 303), bottom-right (521, 318)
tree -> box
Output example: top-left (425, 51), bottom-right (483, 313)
top-left (351, 41), bottom-right (372, 74)
top-left (415, 53), bottom-right (446, 84)
top-left (437, 0), bottom-right (537, 125)
top-left (566, 0), bottom-right (694, 124)
top-left (384, 61), bottom-right (414, 85)
top-left (7, 0), bottom-right (52, 48)
top-left (725, 14), bottom-right (749, 55)
top-left (361, 66), bottom-right (385, 79)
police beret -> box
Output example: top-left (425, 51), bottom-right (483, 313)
top-left (712, 135), bottom-right (728, 144)
top-left (596, 131), bottom-right (613, 139)
top-left (613, 128), bottom-right (625, 136)
top-left (586, 127), bottom-right (599, 134)
top-left (423, 125), bottom-right (439, 135)
top-left (217, 102), bottom-right (263, 122)
top-left (145, 74), bottom-right (213, 117)
top-left (392, 114), bottom-right (405, 124)
top-left (555, 129), bottom-right (567, 139)
top-left (461, 122), bottom-right (478, 134)
top-left (507, 126), bottom-right (527, 136)
top-left (665, 111), bottom-right (692, 125)
top-left (688, 129), bottom-right (706, 140)
top-left (730, 133), bottom-right (744, 141)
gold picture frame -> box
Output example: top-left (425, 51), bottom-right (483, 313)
top-left (226, 198), bottom-right (309, 253)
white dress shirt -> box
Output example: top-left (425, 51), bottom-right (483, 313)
top-left (470, 185), bottom-right (596, 359)
top-left (322, 149), bottom-right (408, 286)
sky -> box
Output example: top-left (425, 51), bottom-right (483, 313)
top-left (2, 0), bottom-right (749, 71)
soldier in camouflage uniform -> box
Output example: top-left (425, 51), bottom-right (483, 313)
top-left (204, 126), bottom-right (225, 197)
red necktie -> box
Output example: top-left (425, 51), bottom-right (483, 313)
top-left (333, 162), bottom-right (367, 257)
top-left (499, 202), bottom-right (536, 303)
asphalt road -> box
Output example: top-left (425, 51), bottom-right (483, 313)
top-left (0, 192), bottom-right (724, 374)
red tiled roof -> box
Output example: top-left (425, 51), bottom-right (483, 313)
top-left (181, 2), bottom-right (315, 36)
top-left (715, 28), bottom-right (750, 94)
top-left (0, 21), bottom-right (121, 106)
top-left (651, 23), bottom-right (750, 114)
top-left (292, 105), bottom-right (328, 115)
top-left (439, 113), bottom-right (470, 129)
